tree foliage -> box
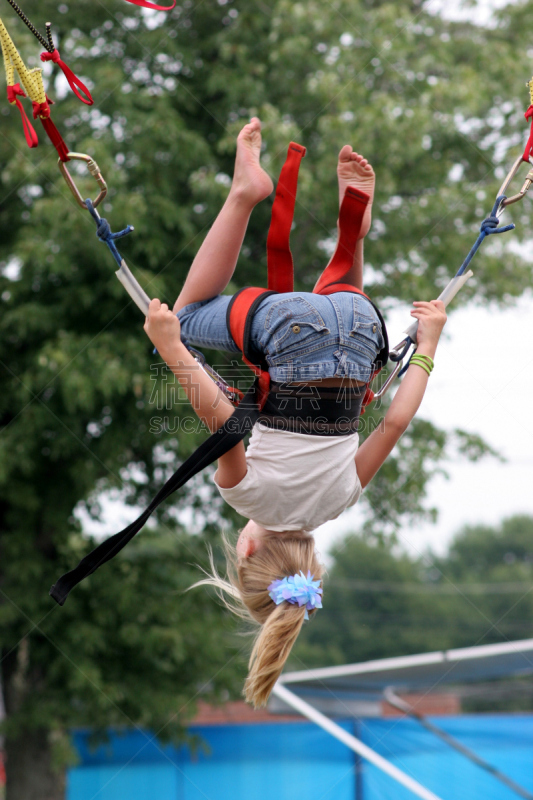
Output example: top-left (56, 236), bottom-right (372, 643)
top-left (295, 515), bottom-right (533, 712)
top-left (1, 0), bottom-right (533, 795)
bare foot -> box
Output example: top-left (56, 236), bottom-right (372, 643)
top-left (337, 145), bottom-right (375, 239)
top-left (231, 117), bottom-right (274, 206)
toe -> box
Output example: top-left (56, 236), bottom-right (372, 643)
top-left (338, 144), bottom-right (353, 161)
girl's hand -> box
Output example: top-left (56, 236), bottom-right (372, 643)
top-left (356, 299), bottom-right (447, 488)
top-left (144, 299), bottom-right (182, 358)
top-left (411, 300), bottom-right (447, 354)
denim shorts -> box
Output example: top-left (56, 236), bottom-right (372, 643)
top-left (177, 291), bottom-right (385, 383)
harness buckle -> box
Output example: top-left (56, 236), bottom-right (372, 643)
top-left (188, 346), bottom-right (243, 405)
top-left (58, 152), bottom-right (107, 209)
top-left (372, 359), bottom-right (404, 400)
top-left (496, 154), bottom-right (533, 215)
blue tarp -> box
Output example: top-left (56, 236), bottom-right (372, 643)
top-left (68, 721), bottom-right (355, 800)
top-left (359, 715), bottom-right (533, 800)
top-left (68, 714), bottom-right (533, 800)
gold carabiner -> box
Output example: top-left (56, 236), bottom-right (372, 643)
top-left (496, 154), bottom-right (533, 216)
top-left (58, 152), bottom-right (107, 210)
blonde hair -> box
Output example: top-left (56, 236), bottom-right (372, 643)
top-left (192, 530), bottom-right (324, 708)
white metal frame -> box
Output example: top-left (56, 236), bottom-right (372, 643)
top-left (273, 638), bottom-right (533, 800)
top-left (273, 683), bottom-right (443, 800)
top-left (278, 638), bottom-right (533, 689)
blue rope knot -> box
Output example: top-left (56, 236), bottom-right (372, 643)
top-left (479, 196), bottom-right (514, 238)
top-left (480, 215), bottom-right (500, 234)
top-left (95, 215), bottom-right (111, 240)
top-left (85, 198), bottom-right (134, 267)
top-left (457, 194), bottom-right (515, 275)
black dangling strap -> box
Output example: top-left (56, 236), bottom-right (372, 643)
top-left (50, 381), bottom-right (262, 606)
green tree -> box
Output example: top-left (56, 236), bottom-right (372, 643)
top-left (1, 0), bottom-right (532, 796)
top-left (295, 533), bottom-right (458, 667)
top-left (295, 516), bottom-right (533, 705)
top-left (2, 528), bottom-right (242, 799)
top-left (438, 515), bottom-right (533, 647)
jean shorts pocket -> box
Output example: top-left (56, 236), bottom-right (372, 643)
top-left (265, 297), bottom-right (330, 354)
top-left (350, 296), bottom-right (384, 356)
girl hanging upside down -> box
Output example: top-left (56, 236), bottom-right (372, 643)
top-left (143, 117), bottom-right (447, 707)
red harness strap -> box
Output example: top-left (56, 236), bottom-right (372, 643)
top-left (228, 142), bottom-right (387, 410)
top-left (226, 287), bottom-right (276, 408)
top-left (266, 142), bottom-right (306, 293)
top-left (266, 142), bottom-right (370, 298)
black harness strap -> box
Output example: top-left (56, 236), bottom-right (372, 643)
top-left (258, 382), bottom-right (366, 436)
top-left (50, 381), bottom-right (262, 605)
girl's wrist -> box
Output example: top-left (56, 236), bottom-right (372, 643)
top-left (157, 339), bottom-right (187, 365)
top-left (415, 341), bottom-right (438, 360)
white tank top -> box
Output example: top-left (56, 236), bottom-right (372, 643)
top-left (213, 422), bottom-right (362, 532)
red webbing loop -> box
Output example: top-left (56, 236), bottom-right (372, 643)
top-left (266, 142), bottom-right (306, 293)
top-left (313, 186), bottom-right (369, 295)
top-left (40, 50), bottom-right (94, 106)
top-left (523, 105), bottom-right (533, 162)
top-left (39, 116), bottom-right (71, 162)
top-left (122, 0), bottom-right (176, 8)
top-left (7, 84), bottom-right (38, 148)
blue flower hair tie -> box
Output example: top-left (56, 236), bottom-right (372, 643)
top-left (268, 570), bottom-right (323, 621)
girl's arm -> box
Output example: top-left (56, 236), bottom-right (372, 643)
top-left (144, 299), bottom-right (247, 487)
top-left (354, 300), bottom-right (447, 489)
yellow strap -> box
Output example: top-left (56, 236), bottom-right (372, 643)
top-left (0, 17), bottom-right (46, 105)
top-left (528, 75), bottom-right (533, 107)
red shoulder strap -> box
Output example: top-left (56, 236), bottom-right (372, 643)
top-left (227, 287), bottom-right (268, 355)
top-left (267, 142), bottom-right (306, 293)
top-left (313, 186), bottom-right (369, 295)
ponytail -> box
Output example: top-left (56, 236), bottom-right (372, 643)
top-left (191, 530), bottom-right (324, 708)
top-left (245, 601), bottom-right (307, 706)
